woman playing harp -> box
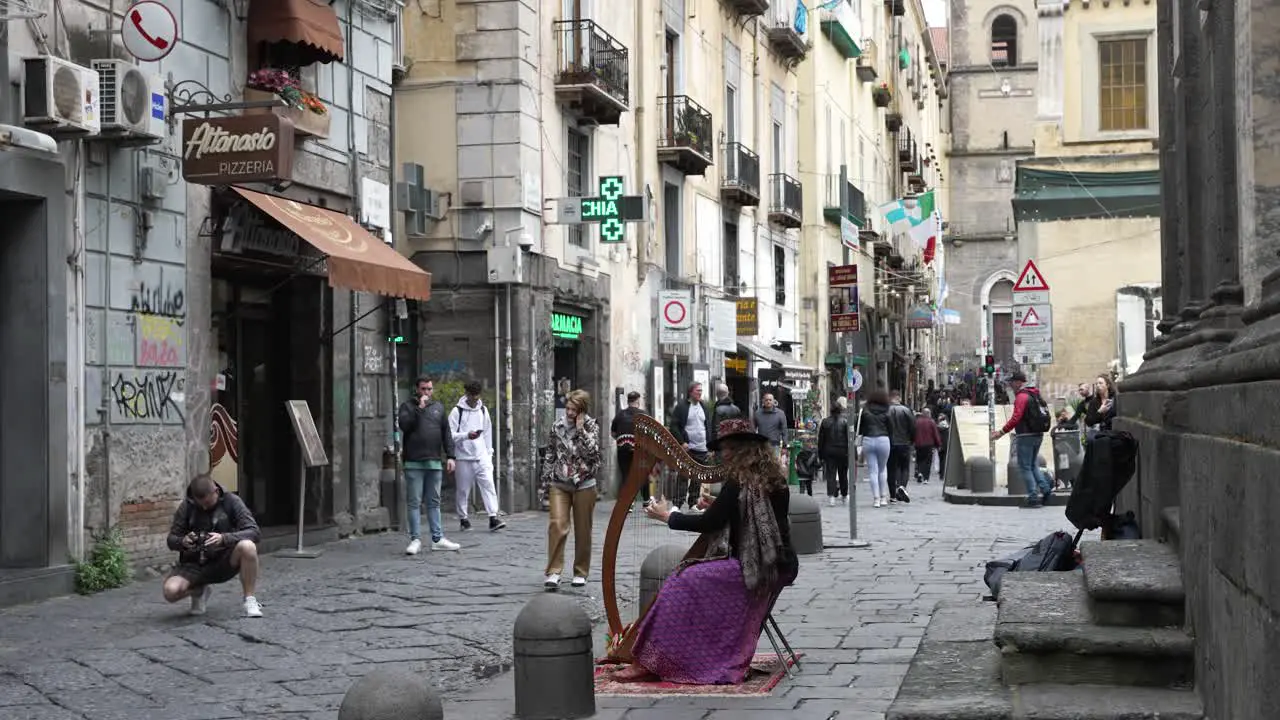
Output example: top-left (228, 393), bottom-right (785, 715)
top-left (607, 417), bottom-right (798, 685)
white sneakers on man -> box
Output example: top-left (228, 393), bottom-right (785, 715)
top-left (432, 538), bottom-right (461, 551)
top-left (243, 596), bottom-right (263, 618)
top-left (572, 576), bottom-right (586, 587)
top-left (189, 586), bottom-right (212, 616)
top-left (544, 573), bottom-right (561, 590)
top-left (405, 539), bottom-right (422, 555)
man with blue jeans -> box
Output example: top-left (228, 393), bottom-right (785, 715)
top-left (991, 371), bottom-right (1054, 508)
top-left (398, 376), bottom-right (460, 553)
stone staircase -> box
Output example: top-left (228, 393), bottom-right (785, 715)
top-left (887, 536), bottom-right (1203, 719)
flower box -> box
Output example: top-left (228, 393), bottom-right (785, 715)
top-left (873, 88), bottom-right (892, 108)
top-left (242, 88), bottom-right (331, 140)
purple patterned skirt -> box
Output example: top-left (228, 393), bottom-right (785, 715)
top-left (630, 557), bottom-right (773, 685)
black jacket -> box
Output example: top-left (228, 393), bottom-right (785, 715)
top-left (668, 481), bottom-right (795, 576)
top-left (398, 397), bottom-right (455, 462)
top-left (610, 406), bottom-right (646, 447)
top-left (714, 398), bottom-right (742, 423)
top-left (817, 413), bottom-right (850, 459)
top-left (858, 401), bottom-right (892, 438)
top-left (669, 399), bottom-right (716, 446)
top-left (166, 483), bottom-right (260, 566)
top-left (887, 404), bottom-right (916, 446)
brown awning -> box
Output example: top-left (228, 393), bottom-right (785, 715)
top-left (248, 0), bottom-right (345, 65)
top-left (233, 187), bottom-right (431, 301)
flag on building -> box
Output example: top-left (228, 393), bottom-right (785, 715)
top-left (878, 198), bottom-right (912, 233)
top-left (910, 211), bottom-right (941, 264)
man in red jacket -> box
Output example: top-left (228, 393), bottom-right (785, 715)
top-left (990, 371), bottom-right (1054, 508)
top-left (913, 409), bottom-right (943, 483)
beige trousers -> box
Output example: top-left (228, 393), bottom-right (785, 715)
top-left (546, 486), bottom-right (597, 578)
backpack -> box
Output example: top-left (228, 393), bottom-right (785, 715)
top-left (1019, 389), bottom-right (1052, 433)
top-left (1065, 430), bottom-right (1140, 532)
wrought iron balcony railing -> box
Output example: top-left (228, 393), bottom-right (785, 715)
top-left (721, 141), bottom-right (761, 203)
top-left (658, 95), bottom-right (714, 161)
top-left (553, 19), bottom-right (630, 108)
top-left (768, 173), bottom-right (803, 228)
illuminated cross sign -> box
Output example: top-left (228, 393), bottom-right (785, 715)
top-left (551, 312), bottom-right (583, 340)
top-left (573, 175), bottom-right (645, 244)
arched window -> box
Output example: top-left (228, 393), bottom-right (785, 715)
top-left (991, 14), bottom-right (1018, 67)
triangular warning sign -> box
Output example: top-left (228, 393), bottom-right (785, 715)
top-left (1013, 259), bottom-right (1050, 292)
top-left (1020, 307), bottom-right (1043, 327)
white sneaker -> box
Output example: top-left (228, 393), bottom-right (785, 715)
top-left (405, 539), bottom-right (422, 555)
top-left (827, 497), bottom-right (837, 507)
top-left (873, 499), bottom-right (882, 508)
top-left (572, 576), bottom-right (587, 587)
top-left (431, 538), bottom-right (461, 551)
top-left (243, 596), bottom-right (263, 618)
top-left (544, 574), bottom-right (561, 590)
top-left (189, 586), bottom-right (211, 616)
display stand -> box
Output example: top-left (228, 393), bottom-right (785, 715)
top-left (278, 400), bottom-right (330, 559)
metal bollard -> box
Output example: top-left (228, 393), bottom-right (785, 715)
top-left (513, 594), bottom-right (595, 719)
top-left (338, 668), bottom-right (444, 720)
top-left (788, 493), bottom-right (824, 554)
top-left (639, 544), bottom-right (690, 612)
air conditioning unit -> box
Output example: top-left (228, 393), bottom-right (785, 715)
top-left (22, 55), bottom-right (101, 136)
top-left (92, 59), bottom-right (166, 143)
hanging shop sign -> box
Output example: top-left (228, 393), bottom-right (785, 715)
top-left (736, 297), bottom-right (759, 336)
top-left (181, 115), bottom-right (296, 185)
top-left (828, 264), bottom-right (860, 333)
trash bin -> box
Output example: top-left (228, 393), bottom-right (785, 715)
top-left (1052, 427), bottom-right (1083, 489)
top-left (787, 439), bottom-right (802, 487)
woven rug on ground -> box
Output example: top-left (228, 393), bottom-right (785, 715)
top-left (593, 653), bottom-right (802, 696)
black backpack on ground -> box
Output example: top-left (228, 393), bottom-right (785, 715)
top-left (983, 530), bottom-right (1079, 599)
top-left (1019, 389), bottom-right (1052, 433)
top-left (1066, 430), bottom-right (1139, 532)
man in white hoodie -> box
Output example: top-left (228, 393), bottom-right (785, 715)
top-left (450, 380), bottom-right (507, 532)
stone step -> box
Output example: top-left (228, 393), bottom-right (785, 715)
top-left (887, 600), bottom-right (1204, 720)
top-left (1081, 539), bottom-right (1185, 627)
top-left (995, 572), bottom-right (1194, 688)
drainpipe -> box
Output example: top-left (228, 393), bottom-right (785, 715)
top-left (345, 0), bottom-right (360, 523)
top-left (69, 143), bottom-right (87, 560)
top-left (100, 152), bottom-right (114, 531)
top-left (633, 0), bottom-right (646, 284)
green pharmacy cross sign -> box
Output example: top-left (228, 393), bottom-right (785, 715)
top-left (570, 175), bottom-right (646, 244)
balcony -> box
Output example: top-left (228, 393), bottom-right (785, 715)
top-left (766, 0), bottom-right (809, 61)
top-left (823, 175), bottom-right (867, 227)
top-left (820, 2), bottom-right (862, 60)
top-left (898, 132), bottom-right (919, 172)
top-left (658, 95), bottom-right (714, 176)
top-left (885, 112), bottom-right (902, 132)
top-left (721, 142), bottom-right (761, 207)
top-left (553, 19), bottom-right (630, 126)
top-left (723, 0), bottom-right (769, 18)
top-left (856, 38), bottom-right (878, 82)
top-left (768, 173), bottom-right (803, 229)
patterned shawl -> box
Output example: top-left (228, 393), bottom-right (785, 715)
top-left (680, 481), bottom-right (786, 595)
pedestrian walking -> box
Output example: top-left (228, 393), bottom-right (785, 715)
top-left (611, 391), bottom-right (647, 504)
top-left (990, 371), bottom-right (1055, 508)
top-left (913, 408), bottom-right (943, 483)
top-left (541, 389), bottom-right (602, 590)
top-left (668, 381), bottom-right (715, 507)
top-left (753, 393), bottom-right (789, 466)
top-left (398, 376), bottom-right (460, 554)
top-left (886, 391), bottom-right (915, 503)
top-left (817, 397), bottom-right (850, 506)
top-left (857, 388), bottom-right (893, 508)
top-left (449, 380), bottom-right (506, 533)
top-left (712, 383), bottom-right (742, 422)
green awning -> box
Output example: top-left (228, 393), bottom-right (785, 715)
top-left (821, 19), bottom-right (862, 60)
top-left (1013, 166), bottom-right (1161, 222)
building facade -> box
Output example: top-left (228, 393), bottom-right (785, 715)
top-left (797, 0), bottom-right (950, 407)
top-left (1012, 0), bottom-right (1160, 395)
top-left (1115, 2), bottom-right (1275, 718)
top-left (395, 0), bottom-right (815, 508)
top-left (1, 0), bottom-right (408, 605)
top-left (942, 0), bottom-right (1039, 371)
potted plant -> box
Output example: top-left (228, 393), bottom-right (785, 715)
top-left (243, 68), bottom-right (331, 139)
top-left (873, 83), bottom-right (892, 108)
top-left (677, 105), bottom-right (704, 150)
top-left (885, 112), bottom-right (903, 132)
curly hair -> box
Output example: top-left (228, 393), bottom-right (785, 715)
top-left (721, 439), bottom-right (788, 494)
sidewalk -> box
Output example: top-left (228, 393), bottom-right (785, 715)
top-left (0, 479), bottom-right (1075, 720)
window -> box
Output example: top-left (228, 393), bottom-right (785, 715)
top-left (774, 245), bottom-right (787, 307)
top-left (724, 222), bottom-right (739, 295)
top-left (1099, 38), bottom-right (1148, 131)
top-left (725, 85), bottom-right (737, 142)
top-left (664, 182), bottom-right (681, 277)
top-left (991, 14), bottom-right (1018, 67)
top-left (773, 122), bottom-right (783, 174)
top-left (566, 128), bottom-right (591, 248)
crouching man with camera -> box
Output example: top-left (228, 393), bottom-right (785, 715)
top-left (163, 474), bottom-right (264, 617)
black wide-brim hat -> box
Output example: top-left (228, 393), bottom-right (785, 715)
top-left (708, 418), bottom-right (772, 451)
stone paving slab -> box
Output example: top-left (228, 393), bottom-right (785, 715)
top-left (1, 475), bottom-right (1075, 720)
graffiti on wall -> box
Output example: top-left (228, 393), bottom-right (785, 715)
top-left (110, 370), bottom-right (185, 424)
top-left (131, 279), bottom-right (185, 319)
top-left (136, 314), bottom-right (185, 367)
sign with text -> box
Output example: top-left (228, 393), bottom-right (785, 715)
top-left (551, 312), bottom-right (584, 340)
top-left (285, 400), bottom-right (329, 467)
top-left (658, 290), bottom-right (692, 345)
top-left (736, 297), bottom-right (759, 336)
top-left (828, 264), bottom-right (860, 333)
top-left (1013, 302), bottom-right (1054, 364)
top-left (707, 299), bottom-right (738, 352)
top-left (182, 115), bottom-right (296, 185)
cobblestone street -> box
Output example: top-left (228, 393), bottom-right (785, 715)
top-left (0, 479), bottom-right (1077, 720)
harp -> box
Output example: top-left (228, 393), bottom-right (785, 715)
top-left (600, 414), bottom-right (729, 659)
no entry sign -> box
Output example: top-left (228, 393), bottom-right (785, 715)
top-left (658, 290), bottom-right (692, 345)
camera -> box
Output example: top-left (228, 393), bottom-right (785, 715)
top-left (188, 531), bottom-right (211, 565)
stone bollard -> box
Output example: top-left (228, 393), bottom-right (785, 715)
top-left (513, 594), bottom-right (595, 720)
top-left (1005, 456), bottom-right (1050, 496)
top-left (338, 668), bottom-right (443, 720)
top-left (967, 456), bottom-right (995, 493)
top-left (639, 544), bottom-right (690, 612)
top-left (788, 493), bottom-right (823, 554)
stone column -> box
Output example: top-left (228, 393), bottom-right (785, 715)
top-left (1035, 1), bottom-right (1065, 122)
top-left (1153, 0), bottom-right (1180, 339)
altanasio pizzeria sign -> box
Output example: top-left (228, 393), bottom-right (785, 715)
top-left (181, 114), bottom-right (296, 185)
